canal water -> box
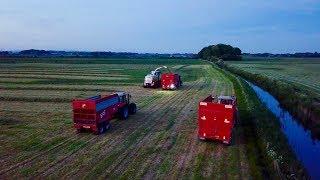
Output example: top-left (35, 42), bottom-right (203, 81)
top-left (247, 81), bottom-right (320, 180)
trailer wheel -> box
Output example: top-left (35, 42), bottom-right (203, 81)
top-left (76, 128), bottom-right (83, 133)
top-left (95, 123), bottom-right (106, 135)
top-left (129, 103), bottom-right (137, 114)
top-left (227, 130), bottom-right (235, 146)
top-left (120, 106), bottom-right (129, 120)
top-left (104, 122), bottom-right (111, 131)
top-left (96, 125), bottom-right (104, 135)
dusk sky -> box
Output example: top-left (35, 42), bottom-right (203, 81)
top-left (0, 0), bottom-right (319, 53)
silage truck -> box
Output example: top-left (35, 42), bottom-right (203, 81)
top-left (161, 73), bottom-right (182, 90)
top-left (72, 92), bottom-right (137, 134)
top-left (198, 95), bottom-right (237, 145)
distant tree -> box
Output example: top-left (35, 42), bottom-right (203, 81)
top-left (198, 44), bottom-right (242, 61)
top-left (234, 48), bottom-right (242, 55)
top-left (19, 49), bottom-right (51, 56)
top-left (0, 51), bottom-right (9, 56)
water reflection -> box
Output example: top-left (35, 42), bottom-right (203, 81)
top-left (247, 81), bottom-right (320, 180)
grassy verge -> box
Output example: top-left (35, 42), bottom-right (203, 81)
top-left (213, 63), bottom-right (309, 179)
top-left (218, 61), bottom-right (320, 139)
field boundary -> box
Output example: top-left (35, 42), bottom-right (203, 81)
top-left (210, 61), bottom-right (310, 179)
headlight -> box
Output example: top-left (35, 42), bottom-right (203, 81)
top-left (170, 84), bottom-right (175, 89)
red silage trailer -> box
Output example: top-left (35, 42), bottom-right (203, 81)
top-left (198, 95), bottom-right (237, 145)
top-left (161, 73), bottom-right (182, 90)
top-left (72, 92), bottom-right (136, 134)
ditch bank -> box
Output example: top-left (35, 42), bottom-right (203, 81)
top-left (219, 61), bottom-right (320, 140)
top-left (248, 81), bottom-right (320, 180)
top-left (212, 64), bottom-right (309, 179)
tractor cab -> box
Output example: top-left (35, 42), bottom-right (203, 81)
top-left (218, 96), bottom-right (236, 106)
top-left (115, 92), bottom-right (131, 104)
top-left (150, 70), bottom-right (161, 78)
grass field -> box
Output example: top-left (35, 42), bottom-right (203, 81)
top-left (0, 58), bottom-right (293, 178)
top-left (227, 58), bottom-right (320, 96)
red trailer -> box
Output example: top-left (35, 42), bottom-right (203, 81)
top-left (72, 92), bottom-right (137, 134)
top-left (161, 73), bottom-right (182, 90)
top-left (198, 95), bottom-right (237, 145)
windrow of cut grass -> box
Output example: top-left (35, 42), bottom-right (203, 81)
top-left (0, 59), bottom-right (252, 179)
top-left (0, 84), bottom-right (120, 92)
top-left (7, 82), bottom-right (196, 178)
top-left (1, 57), bottom-right (301, 179)
top-left (0, 86), bottom-right (157, 176)
top-left (0, 58), bottom-right (207, 177)
top-left (0, 62), bottom-right (204, 89)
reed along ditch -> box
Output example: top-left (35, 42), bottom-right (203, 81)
top-left (248, 81), bottom-right (320, 180)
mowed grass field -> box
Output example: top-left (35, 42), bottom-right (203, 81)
top-left (227, 58), bottom-right (320, 96)
top-left (1, 58), bottom-right (267, 179)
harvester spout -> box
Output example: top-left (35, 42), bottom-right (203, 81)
top-left (154, 66), bottom-right (169, 72)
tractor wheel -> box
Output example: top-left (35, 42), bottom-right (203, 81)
top-left (120, 106), bottom-right (129, 120)
top-left (129, 103), bottom-right (137, 114)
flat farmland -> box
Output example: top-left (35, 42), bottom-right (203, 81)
top-left (0, 58), bottom-right (270, 178)
top-left (227, 58), bottom-right (320, 96)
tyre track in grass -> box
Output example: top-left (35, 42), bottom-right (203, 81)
top-left (0, 134), bottom-right (91, 177)
top-left (218, 76), bottom-right (241, 179)
top-left (138, 67), bottom-right (230, 179)
top-left (78, 80), bottom-right (201, 179)
top-left (1, 84), bottom-right (157, 176)
top-left (88, 81), bottom-right (202, 179)
top-left (0, 86), bottom-right (152, 153)
top-left (205, 62), bottom-right (247, 179)
top-left (191, 68), bottom-right (231, 179)
top-left (188, 67), bottom-right (222, 179)
top-left (0, 123), bottom-right (72, 170)
top-left (25, 87), bottom-right (164, 177)
top-left (192, 80), bottom-right (221, 179)
top-left (112, 80), bottom-right (206, 179)
top-left (0, 106), bottom-right (98, 175)
top-left (0, 86), bottom-right (155, 177)
top-left (175, 130), bottom-right (199, 178)
top-left (141, 81), bottom-right (208, 179)
top-left (8, 135), bottom-right (98, 178)
top-left (0, 112), bottom-right (77, 169)
top-left (170, 66), bottom-right (230, 179)
top-left (177, 66), bottom-right (245, 179)
top-left (218, 63), bottom-right (250, 179)
top-left (220, 65), bottom-right (272, 178)
top-left (37, 82), bottom-right (198, 178)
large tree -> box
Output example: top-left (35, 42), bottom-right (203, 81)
top-left (198, 44), bottom-right (242, 61)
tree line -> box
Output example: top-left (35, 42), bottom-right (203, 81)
top-left (198, 44), bottom-right (242, 61)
